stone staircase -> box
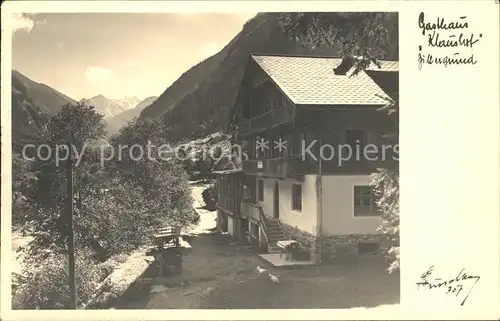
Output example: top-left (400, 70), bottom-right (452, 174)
top-left (264, 218), bottom-right (287, 253)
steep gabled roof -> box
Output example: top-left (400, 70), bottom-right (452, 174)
top-left (251, 55), bottom-right (398, 106)
top-left (365, 59), bottom-right (399, 72)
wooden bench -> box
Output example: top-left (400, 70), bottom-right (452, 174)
top-left (153, 226), bottom-right (181, 249)
top-left (147, 226), bottom-right (183, 276)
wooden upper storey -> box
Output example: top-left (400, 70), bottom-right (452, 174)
top-left (232, 54), bottom-right (398, 138)
top-left (230, 54), bottom-right (399, 178)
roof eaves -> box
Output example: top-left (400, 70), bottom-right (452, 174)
top-left (250, 55), bottom-right (299, 105)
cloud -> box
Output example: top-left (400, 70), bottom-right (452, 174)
top-left (200, 42), bottom-right (220, 59)
top-left (11, 13), bottom-right (45, 35)
top-left (12, 13), bottom-right (35, 33)
top-left (84, 65), bottom-right (113, 84)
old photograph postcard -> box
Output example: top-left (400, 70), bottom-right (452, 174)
top-left (1, 1), bottom-right (499, 320)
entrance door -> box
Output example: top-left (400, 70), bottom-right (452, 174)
top-left (273, 182), bottom-right (280, 219)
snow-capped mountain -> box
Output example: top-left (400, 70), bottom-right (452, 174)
top-left (118, 96), bottom-right (142, 110)
top-left (106, 96), bottom-right (158, 135)
top-left (80, 95), bottom-right (142, 119)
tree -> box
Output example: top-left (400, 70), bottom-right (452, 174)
top-left (111, 118), bottom-right (196, 229)
top-left (12, 154), bottom-right (37, 225)
top-left (23, 103), bottom-right (106, 250)
top-left (23, 105), bottom-right (196, 261)
top-left (279, 12), bottom-right (400, 272)
top-left (49, 102), bottom-right (106, 149)
top-left (372, 165), bottom-right (399, 272)
top-left (371, 94), bottom-right (399, 273)
top-left (14, 102), bottom-right (116, 309)
top-left (279, 12), bottom-right (398, 74)
top-left (14, 104), bottom-right (198, 309)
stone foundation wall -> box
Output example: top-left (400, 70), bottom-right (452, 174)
top-left (321, 234), bottom-right (396, 263)
top-left (280, 223), bottom-right (321, 264)
top-left (279, 222), bottom-right (397, 264)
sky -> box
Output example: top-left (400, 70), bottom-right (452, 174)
top-left (11, 12), bottom-right (256, 100)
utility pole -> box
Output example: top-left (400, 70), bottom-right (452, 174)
top-left (66, 140), bottom-right (77, 309)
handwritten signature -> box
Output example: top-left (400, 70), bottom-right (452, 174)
top-left (416, 266), bottom-right (480, 306)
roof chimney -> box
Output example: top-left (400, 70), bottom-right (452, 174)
top-left (333, 55), bottom-right (356, 75)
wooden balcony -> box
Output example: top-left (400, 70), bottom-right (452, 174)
top-left (243, 156), bottom-right (398, 176)
top-left (215, 170), bottom-right (244, 216)
top-left (242, 156), bottom-right (307, 179)
top-left (217, 196), bottom-right (240, 216)
top-left (317, 149), bottom-right (399, 174)
top-left (239, 107), bottom-right (294, 137)
top-left (335, 160), bottom-right (396, 174)
top-left (240, 200), bottom-right (262, 222)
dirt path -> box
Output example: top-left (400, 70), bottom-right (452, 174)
top-left (11, 182), bottom-right (399, 309)
top-left (117, 181), bottom-right (263, 309)
top-left (116, 181), bottom-right (400, 309)
top-left (185, 182), bottom-right (218, 235)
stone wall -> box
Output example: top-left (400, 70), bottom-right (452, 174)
top-left (280, 223), bottom-right (321, 264)
top-left (321, 234), bottom-right (396, 263)
top-left (280, 222), bottom-right (397, 264)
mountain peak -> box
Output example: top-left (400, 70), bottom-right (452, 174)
top-left (80, 95), bottom-right (149, 119)
top-left (122, 95), bottom-right (140, 101)
top-left (104, 96), bottom-right (158, 136)
top-left (86, 94), bottom-right (107, 100)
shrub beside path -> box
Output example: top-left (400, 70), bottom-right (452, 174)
top-left (87, 181), bottom-right (214, 308)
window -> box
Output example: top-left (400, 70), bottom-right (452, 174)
top-left (345, 130), bottom-right (368, 150)
top-left (258, 180), bottom-right (264, 202)
top-left (354, 185), bottom-right (379, 217)
top-left (291, 184), bottom-right (302, 211)
top-left (358, 242), bottom-right (380, 254)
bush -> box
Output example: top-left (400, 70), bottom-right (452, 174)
top-left (12, 154), bottom-right (36, 226)
top-left (202, 183), bottom-right (217, 211)
top-left (12, 249), bottom-right (111, 309)
top-left (372, 168), bottom-right (400, 273)
top-left (190, 208), bottom-right (200, 224)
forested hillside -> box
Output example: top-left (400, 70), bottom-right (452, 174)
top-left (140, 12), bottom-right (398, 142)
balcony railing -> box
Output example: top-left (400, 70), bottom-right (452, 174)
top-left (242, 156), bottom-right (307, 179)
top-left (319, 157), bottom-right (399, 174)
top-left (243, 156), bottom-right (397, 176)
top-left (239, 107), bottom-right (294, 137)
